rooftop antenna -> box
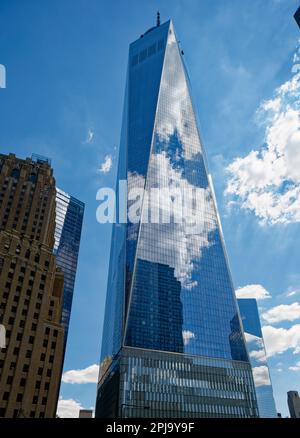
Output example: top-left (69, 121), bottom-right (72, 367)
top-left (156, 11), bottom-right (160, 27)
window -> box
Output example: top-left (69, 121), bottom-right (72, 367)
top-left (16, 393), bottom-right (23, 402)
top-left (11, 168), bottom-right (20, 179)
top-left (32, 396), bottom-right (38, 404)
top-left (3, 392), bottom-right (9, 401)
top-left (44, 382), bottom-right (49, 391)
top-left (20, 378), bottom-right (26, 387)
top-left (35, 381), bottom-right (41, 389)
top-left (40, 353), bottom-right (46, 361)
top-left (38, 367), bottom-right (43, 376)
top-left (6, 376), bottom-right (13, 385)
top-left (46, 369), bottom-right (52, 377)
top-left (23, 364), bottom-right (29, 372)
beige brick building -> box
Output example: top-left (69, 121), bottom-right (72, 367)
top-left (0, 153), bottom-right (64, 418)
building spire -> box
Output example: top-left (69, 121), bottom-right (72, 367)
top-left (156, 11), bottom-right (160, 27)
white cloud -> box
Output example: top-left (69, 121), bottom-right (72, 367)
top-left (249, 349), bottom-right (266, 362)
top-left (57, 398), bottom-right (83, 418)
top-left (235, 284), bottom-right (271, 300)
top-left (262, 302), bottom-right (300, 323)
top-left (182, 330), bottom-right (195, 345)
top-left (289, 360), bottom-right (300, 372)
top-left (136, 152), bottom-right (217, 288)
top-left (226, 42), bottom-right (300, 225)
top-left (286, 288), bottom-right (300, 297)
top-left (244, 332), bottom-right (263, 345)
top-left (262, 324), bottom-right (300, 357)
top-left (98, 155), bottom-right (113, 173)
top-left (62, 364), bottom-right (99, 384)
top-left (252, 366), bottom-right (271, 387)
top-left (244, 332), bottom-right (266, 363)
top-left (83, 129), bottom-right (94, 144)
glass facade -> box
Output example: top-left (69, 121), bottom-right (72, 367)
top-left (96, 20), bottom-right (258, 418)
top-left (54, 188), bottom-right (84, 346)
top-left (238, 298), bottom-right (277, 418)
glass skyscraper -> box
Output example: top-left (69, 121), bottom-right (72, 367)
top-left (54, 188), bottom-right (84, 346)
top-left (238, 298), bottom-right (277, 418)
top-left (96, 19), bottom-right (258, 418)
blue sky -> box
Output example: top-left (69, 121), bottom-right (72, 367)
top-left (1, 0), bottom-right (300, 418)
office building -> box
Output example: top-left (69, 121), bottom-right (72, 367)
top-left (95, 18), bottom-right (258, 418)
top-left (54, 188), bottom-right (84, 347)
top-left (0, 153), bottom-right (64, 418)
top-left (238, 298), bottom-right (277, 418)
top-left (294, 6), bottom-right (300, 28)
top-left (79, 409), bottom-right (93, 418)
top-left (287, 391), bottom-right (300, 418)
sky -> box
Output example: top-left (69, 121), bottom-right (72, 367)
top-left (1, 0), bottom-right (300, 418)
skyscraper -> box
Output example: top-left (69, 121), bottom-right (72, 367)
top-left (287, 391), bottom-right (300, 418)
top-left (0, 153), bottom-right (64, 418)
top-left (96, 18), bottom-right (258, 418)
top-left (54, 188), bottom-right (84, 347)
top-left (294, 6), bottom-right (300, 29)
top-left (238, 298), bottom-right (277, 418)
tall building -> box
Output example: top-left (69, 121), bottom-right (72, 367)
top-left (79, 409), bottom-right (93, 418)
top-left (238, 298), bottom-right (277, 418)
top-left (287, 391), bottom-right (300, 418)
top-left (0, 153), bottom-right (65, 418)
top-left (54, 188), bottom-right (84, 347)
top-left (294, 6), bottom-right (300, 29)
top-left (96, 18), bottom-right (258, 418)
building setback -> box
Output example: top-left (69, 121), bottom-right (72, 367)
top-left (0, 153), bottom-right (64, 418)
top-left (238, 298), bottom-right (277, 418)
top-left (96, 18), bottom-right (258, 418)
